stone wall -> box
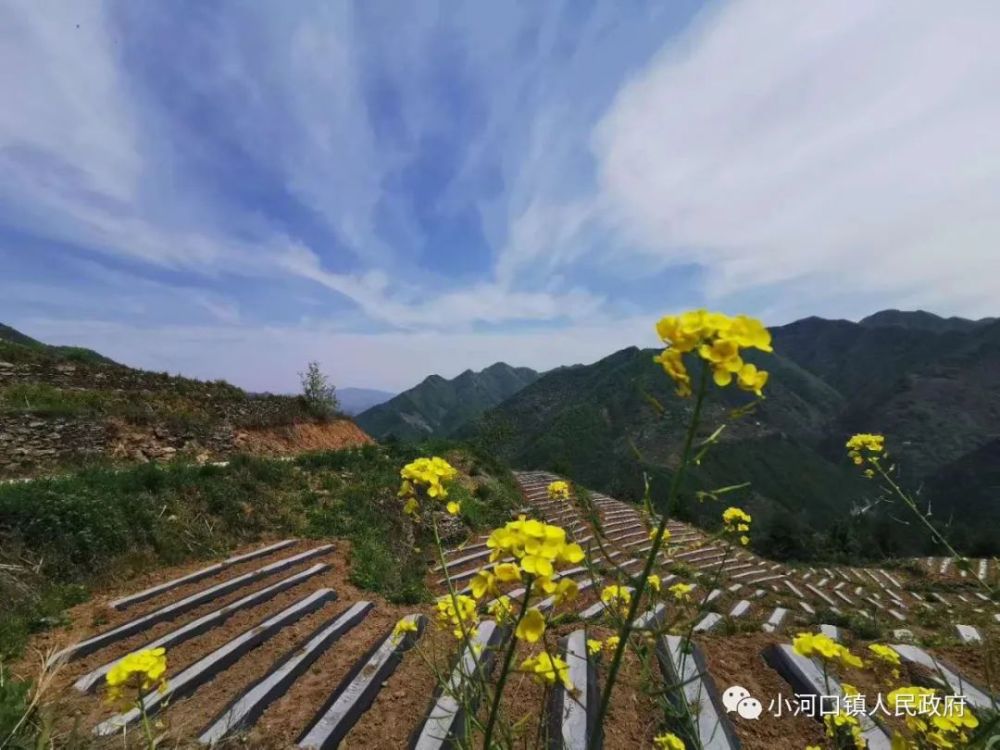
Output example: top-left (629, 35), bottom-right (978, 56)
top-left (0, 358), bottom-right (346, 477)
top-left (0, 359), bottom-right (308, 426)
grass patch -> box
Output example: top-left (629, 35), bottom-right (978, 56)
top-left (0, 443), bottom-right (518, 659)
top-left (0, 383), bottom-right (114, 417)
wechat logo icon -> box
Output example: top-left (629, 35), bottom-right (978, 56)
top-left (722, 685), bottom-right (762, 720)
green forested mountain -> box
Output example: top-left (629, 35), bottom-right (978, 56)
top-left (356, 362), bottom-right (539, 441)
top-left (469, 310), bottom-right (1000, 559)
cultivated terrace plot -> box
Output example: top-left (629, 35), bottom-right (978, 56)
top-left (494, 472), bottom-right (999, 750)
top-left (9, 469), bottom-right (998, 748)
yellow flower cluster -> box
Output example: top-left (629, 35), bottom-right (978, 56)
top-left (653, 310), bottom-right (772, 398)
top-left (391, 618), bottom-right (419, 644)
top-left (824, 712), bottom-right (865, 750)
top-left (445, 517), bottom-right (584, 644)
top-left (792, 632), bottom-right (864, 669)
top-left (721, 506), bottom-right (752, 546)
top-left (398, 456), bottom-right (460, 516)
top-left (600, 584), bottom-right (632, 615)
top-left (435, 593), bottom-right (479, 640)
top-left (846, 433), bottom-right (885, 464)
top-left (514, 608), bottom-right (547, 643)
top-left (546, 480), bottom-right (570, 501)
top-left (520, 652), bottom-right (571, 689)
top-left (648, 527), bottom-right (672, 544)
top-left (486, 517), bottom-right (585, 578)
top-left (887, 686), bottom-right (979, 748)
top-left (653, 732), bottom-right (686, 750)
top-left (105, 647), bottom-right (168, 704)
top-left (586, 635), bottom-right (620, 657)
top-left (669, 582), bottom-right (693, 602)
top-left (867, 643), bottom-right (901, 679)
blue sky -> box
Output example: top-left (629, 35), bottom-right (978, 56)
top-left (2, 1), bottom-right (999, 392)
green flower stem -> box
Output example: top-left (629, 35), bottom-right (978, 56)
top-left (482, 578), bottom-right (534, 749)
top-left (874, 461), bottom-right (994, 595)
top-left (137, 687), bottom-right (156, 749)
top-left (430, 515), bottom-right (491, 736)
top-left (588, 365), bottom-right (710, 750)
top-left (676, 539), bottom-right (732, 681)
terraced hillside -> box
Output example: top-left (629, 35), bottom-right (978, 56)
top-left (17, 471), bottom-right (997, 748)
top-left (0, 324), bottom-right (371, 477)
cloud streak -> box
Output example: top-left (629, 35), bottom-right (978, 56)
top-left (2, 0), bottom-right (999, 391)
top-left (593, 0), bottom-right (1000, 316)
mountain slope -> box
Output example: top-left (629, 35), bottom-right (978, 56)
top-left (472, 310), bottom-right (1000, 557)
top-left (0, 324), bottom-right (372, 477)
top-left (772, 315), bottom-right (1000, 479)
top-left (468, 346), bottom-right (866, 527)
top-left (356, 362), bottom-right (539, 441)
top-left (0, 322), bottom-right (117, 365)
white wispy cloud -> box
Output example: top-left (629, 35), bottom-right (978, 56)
top-left (4, 1), bottom-right (999, 391)
top-left (0, 1), bottom-right (612, 334)
top-left (592, 0), bottom-right (1000, 317)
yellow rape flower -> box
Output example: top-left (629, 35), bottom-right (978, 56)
top-left (398, 456), bottom-right (458, 516)
top-left (494, 562), bottom-right (521, 583)
top-left (648, 574), bottom-right (661, 592)
top-left (649, 527), bottom-right (671, 544)
top-left (520, 652), bottom-right (572, 689)
top-left (603, 635), bottom-right (620, 653)
top-left (487, 595), bottom-right (512, 623)
top-left (554, 577), bottom-right (579, 604)
top-left (469, 570), bottom-right (497, 600)
top-left (653, 348), bottom-right (692, 397)
top-left (793, 632), bottom-right (864, 669)
top-left (515, 607), bottom-right (546, 643)
top-left (669, 582), bottom-right (693, 602)
top-left (736, 363), bottom-right (768, 397)
top-left (729, 315), bottom-right (773, 352)
top-left (600, 585), bottom-right (632, 614)
top-left (547, 480), bottom-right (571, 501)
top-left (722, 506), bottom-right (752, 544)
top-left (391, 618), bottom-right (418, 644)
top-left (587, 638), bottom-right (603, 656)
top-left (435, 594), bottom-right (478, 640)
top-left (653, 732), bottom-right (686, 750)
top-left (485, 516), bottom-right (582, 579)
top-left (105, 647), bottom-right (168, 704)
top-left (868, 643), bottom-right (901, 678)
top-left (653, 310), bottom-right (771, 398)
top-left (825, 712), bottom-right (865, 749)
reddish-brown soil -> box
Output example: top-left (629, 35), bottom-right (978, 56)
top-left (234, 420), bottom-right (374, 456)
top-left (14, 541), bottom-right (421, 748)
top-left (700, 632), bottom-right (827, 750)
top-left (341, 624), bottom-right (455, 748)
top-left (929, 642), bottom-right (1000, 693)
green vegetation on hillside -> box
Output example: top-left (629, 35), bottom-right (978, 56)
top-left (0, 323), bottom-right (115, 366)
top-left (470, 311), bottom-right (1000, 559)
top-left (0, 444), bottom-right (519, 659)
top-left (356, 362), bottom-right (539, 441)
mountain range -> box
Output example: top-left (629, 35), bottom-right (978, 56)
top-left (356, 362), bottom-right (540, 441)
top-left (464, 310), bottom-right (1000, 559)
top-left (6, 309), bottom-right (996, 558)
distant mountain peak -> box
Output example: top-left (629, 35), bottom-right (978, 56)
top-left (859, 309), bottom-right (991, 333)
top-left (356, 362), bottom-right (540, 440)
